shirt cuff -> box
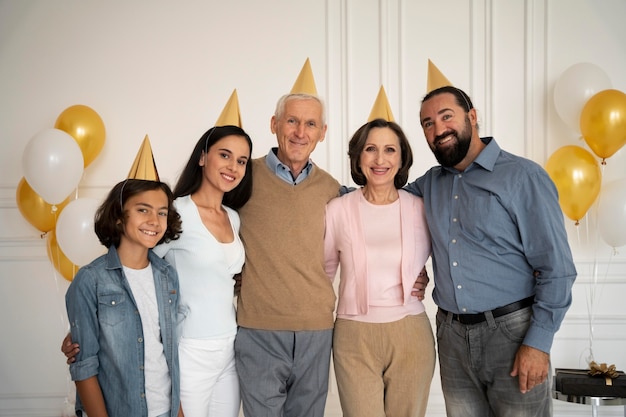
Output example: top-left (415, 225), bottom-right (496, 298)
top-left (523, 323), bottom-right (554, 354)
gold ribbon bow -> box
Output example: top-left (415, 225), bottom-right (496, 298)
top-left (588, 361), bottom-right (619, 386)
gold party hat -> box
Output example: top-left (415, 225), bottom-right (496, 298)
top-left (290, 58), bottom-right (318, 95)
top-left (427, 59), bottom-right (453, 92)
top-left (215, 89), bottom-right (242, 127)
top-left (367, 86), bottom-right (395, 122)
top-left (127, 135), bottom-right (160, 181)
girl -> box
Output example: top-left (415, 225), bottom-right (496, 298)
top-left (66, 179), bottom-right (183, 417)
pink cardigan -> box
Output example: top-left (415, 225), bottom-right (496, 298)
top-left (324, 189), bottom-right (431, 316)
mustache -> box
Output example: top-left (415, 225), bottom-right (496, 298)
top-left (434, 130), bottom-right (457, 144)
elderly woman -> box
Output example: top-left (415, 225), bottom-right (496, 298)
top-left (324, 118), bottom-right (435, 417)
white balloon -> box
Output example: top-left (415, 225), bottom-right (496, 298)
top-left (553, 63), bottom-right (612, 134)
top-left (22, 128), bottom-right (84, 204)
top-left (56, 198), bottom-right (106, 266)
top-left (598, 179), bottom-right (626, 248)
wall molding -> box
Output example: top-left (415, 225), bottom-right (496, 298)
top-left (525, 0), bottom-right (549, 162)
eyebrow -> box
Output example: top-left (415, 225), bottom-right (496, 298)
top-left (421, 107), bottom-right (455, 125)
top-left (134, 202), bottom-right (168, 211)
top-left (217, 147), bottom-right (249, 160)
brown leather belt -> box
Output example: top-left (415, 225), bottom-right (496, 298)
top-left (439, 296), bottom-right (534, 325)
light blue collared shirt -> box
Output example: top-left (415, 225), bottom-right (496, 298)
top-left (265, 147), bottom-right (313, 185)
top-left (404, 137), bottom-right (577, 353)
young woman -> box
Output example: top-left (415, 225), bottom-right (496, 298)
top-left (66, 179), bottom-right (183, 417)
top-left (152, 125), bottom-right (253, 417)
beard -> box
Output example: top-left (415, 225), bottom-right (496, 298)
top-left (431, 116), bottom-right (472, 167)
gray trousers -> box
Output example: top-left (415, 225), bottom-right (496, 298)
top-left (234, 327), bottom-right (332, 417)
top-left (436, 307), bottom-right (552, 417)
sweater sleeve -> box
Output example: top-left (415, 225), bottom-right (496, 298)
top-left (323, 201), bottom-right (340, 281)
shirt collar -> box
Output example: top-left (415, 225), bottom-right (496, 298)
top-left (265, 147), bottom-right (313, 184)
top-left (441, 136), bottom-right (498, 174)
top-left (472, 136), bottom-right (498, 171)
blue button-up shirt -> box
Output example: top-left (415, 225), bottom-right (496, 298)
top-left (265, 147), bottom-right (313, 184)
top-left (405, 137), bottom-right (576, 353)
top-left (66, 246), bottom-right (180, 417)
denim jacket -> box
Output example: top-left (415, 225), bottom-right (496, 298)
top-left (66, 246), bottom-right (180, 417)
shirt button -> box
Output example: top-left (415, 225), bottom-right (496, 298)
top-left (452, 239), bottom-right (457, 244)
top-left (458, 174), bottom-right (463, 178)
top-left (452, 218), bottom-right (458, 222)
top-left (462, 307), bottom-right (467, 312)
top-left (457, 285), bottom-right (462, 289)
top-left (138, 337), bottom-right (143, 343)
top-left (452, 261), bottom-right (458, 267)
top-left (141, 393), bottom-right (145, 398)
top-left (111, 301), bottom-right (116, 305)
top-left (454, 195), bottom-right (459, 199)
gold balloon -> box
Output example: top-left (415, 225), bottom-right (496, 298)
top-left (46, 229), bottom-right (79, 281)
top-left (16, 177), bottom-right (70, 232)
top-left (580, 89), bottom-right (626, 160)
top-left (545, 145), bottom-right (602, 224)
top-left (54, 104), bottom-right (106, 167)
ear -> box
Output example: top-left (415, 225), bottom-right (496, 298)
top-left (468, 108), bottom-right (478, 126)
top-left (270, 115), bottom-right (277, 134)
top-left (198, 151), bottom-right (206, 167)
top-left (318, 124), bottom-right (328, 143)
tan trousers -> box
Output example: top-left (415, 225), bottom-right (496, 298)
top-left (332, 313), bottom-right (436, 417)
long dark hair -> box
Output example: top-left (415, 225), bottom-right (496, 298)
top-left (348, 118), bottom-right (413, 189)
top-left (95, 179), bottom-right (182, 248)
top-left (173, 125), bottom-right (253, 210)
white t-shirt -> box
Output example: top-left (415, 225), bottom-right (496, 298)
top-left (124, 264), bottom-right (171, 417)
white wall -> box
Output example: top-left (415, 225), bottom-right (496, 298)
top-left (1, 1), bottom-right (625, 416)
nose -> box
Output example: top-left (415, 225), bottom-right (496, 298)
top-left (434, 119), bottom-right (448, 136)
top-left (147, 211), bottom-right (159, 224)
top-left (226, 158), bottom-right (237, 171)
top-left (294, 121), bottom-right (305, 137)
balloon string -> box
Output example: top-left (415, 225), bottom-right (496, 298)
top-left (48, 207), bottom-right (76, 412)
top-left (583, 185), bottom-right (607, 366)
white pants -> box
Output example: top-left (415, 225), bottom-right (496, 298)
top-left (179, 334), bottom-right (240, 417)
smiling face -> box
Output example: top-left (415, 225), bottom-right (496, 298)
top-left (420, 92), bottom-right (477, 169)
top-left (359, 126), bottom-right (402, 188)
top-left (119, 189), bottom-right (169, 253)
top-left (271, 97), bottom-right (327, 176)
top-left (199, 134), bottom-right (250, 194)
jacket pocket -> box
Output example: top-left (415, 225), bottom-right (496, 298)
top-left (98, 292), bottom-right (127, 326)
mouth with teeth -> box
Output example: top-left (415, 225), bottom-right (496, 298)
top-left (435, 131), bottom-right (457, 148)
top-left (370, 167), bottom-right (390, 175)
top-left (140, 229), bottom-right (159, 237)
top-left (221, 173), bottom-right (236, 182)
